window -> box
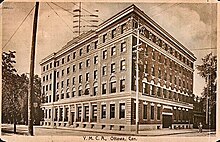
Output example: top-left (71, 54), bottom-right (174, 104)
top-left (77, 106), bottom-right (82, 121)
top-left (79, 75), bottom-right (82, 83)
top-left (73, 52), bottom-right (76, 59)
top-left (102, 66), bottom-right (107, 76)
top-left (101, 105), bottom-right (106, 119)
top-left (120, 60), bottom-right (126, 71)
top-left (145, 46), bottom-right (148, 56)
top-left (102, 83), bottom-right (106, 95)
top-left (143, 83), bottom-right (148, 94)
top-left (120, 79), bottom-right (125, 92)
top-left (94, 56), bottom-right (98, 64)
top-left (121, 42), bottom-right (126, 52)
top-left (144, 64), bottom-right (148, 74)
top-left (92, 105), bottom-right (97, 121)
top-left (158, 68), bottom-right (161, 78)
top-left (110, 81), bottom-right (116, 93)
top-left (121, 23), bottom-right (126, 34)
top-left (111, 63), bottom-right (116, 73)
top-left (73, 65), bottom-right (76, 72)
top-left (110, 104), bottom-right (115, 119)
top-left (67, 79), bottom-right (69, 87)
top-left (50, 63), bottom-right (52, 68)
top-left (61, 81), bottom-right (64, 88)
top-left (72, 77), bottom-right (75, 85)
top-left (151, 106), bottom-right (154, 120)
top-left (112, 28), bottom-right (116, 38)
top-left (56, 82), bottom-right (59, 89)
top-left (46, 65), bottom-right (49, 70)
top-left (46, 75), bottom-right (48, 81)
top-left (94, 70), bottom-right (98, 79)
top-left (93, 86), bottom-right (98, 96)
top-left (86, 45), bottom-right (90, 53)
top-left (57, 61), bottom-right (60, 67)
top-left (170, 74), bottom-right (172, 83)
top-left (62, 70), bottom-right (64, 76)
top-left (94, 41), bottom-right (98, 49)
top-left (143, 104), bottom-right (147, 119)
top-left (103, 50), bottom-right (107, 59)
top-left (157, 107), bottom-right (161, 120)
top-left (43, 76), bottom-right (45, 82)
top-left (85, 85), bottom-right (90, 95)
top-left (72, 90), bottom-right (75, 97)
top-left (62, 58), bottom-right (65, 64)
top-left (49, 73), bottom-right (52, 80)
top-left (79, 48), bottom-right (83, 56)
top-left (111, 46), bottom-right (116, 56)
top-left (119, 103), bottom-right (125, 119)
top-left (103, 34), bottom-right (107, 43)
top-left (43, 66), bottom-right (45, 71)
top-left (46, 85), bottom-right (48, 91)
top-left (67, 55), bottom-right (70, 62)
top-left (49, 84), bottom-right (52, 90)
top-left (151, 65), bottom-right (155, 76)
top-left (157, 87), bottom-right (161, 97)
top-left (67, 67), bottom-right (70, 74)
top-left (79, 62), bottom-right (83, 69)
top-left (66, 92), bottom-right (70, 98)
top-left (86, 59), bottom-right (90, 67)
top-left (78, 86), bottom-right (82, 96)
top-left (86, 73), bottom-right (89, 81)
top-left (164, 71), bottom-right (167, 81)
top-left (61, 93), bottom-right (64, 99)
top-left (152, 49), bottom-right (155, 60)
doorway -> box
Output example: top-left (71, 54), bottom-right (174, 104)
top-left (162, 115), bottom-right (172, 128)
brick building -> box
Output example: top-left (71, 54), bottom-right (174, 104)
top-left (40, 4), bottom-right (196, 131)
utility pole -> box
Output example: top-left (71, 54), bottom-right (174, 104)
top-left (134, 20), bottom-right (142, 134)
top-left (28, 2), bottom-right (39, 136)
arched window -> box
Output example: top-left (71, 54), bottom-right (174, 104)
top-left (93, 82), bottom-right (98, 96)
top-left (78, 86), bottom-right (82, 96)
top-left (72, 87), bottom-right (76, 97)
top-left (61, 90), bottom-right (64, 99)
top-left (56, 91), bottom-right (59, 101)
top-left (85, 84), bottom-right (90, 95)
top-left (110, 76), bottom-right (116, 93)
top-left (66, 88), bottom-right (70, 98)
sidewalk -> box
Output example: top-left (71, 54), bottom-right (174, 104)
top-left (36, 125), bottom-right (214, 136)
top-left (1, 124), bottom-right (215, 136)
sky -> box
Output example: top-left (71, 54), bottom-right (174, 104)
top-left (2, 2), bottom-right (217, 96)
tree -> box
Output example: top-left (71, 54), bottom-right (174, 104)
top-left (2, 51), bottom-right (43, 134)
top-left (196, 52), bottom-right (217, 129)
top-left (2, 51), bottom-right (19, 133)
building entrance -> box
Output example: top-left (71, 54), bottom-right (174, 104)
top-left (162, 115), bottom-right (172, 128)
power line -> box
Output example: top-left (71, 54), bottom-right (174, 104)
top-left (46, 2), bottom-right (75, 34)
top-left (51, 2), bottom-right (97, 27)
top-left (71, 2), bottom-right (104, 22)
top-left (190, 48), bottom-right (217, 51)
top-left (151, 3), bottom-right (180, 17)
top-left (146, 3), bottom-right (166, 13)
top-left (3, 5), bottom-right (35, 50)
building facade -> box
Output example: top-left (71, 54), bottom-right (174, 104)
top-left (40, 5), bottom-right (196, 131)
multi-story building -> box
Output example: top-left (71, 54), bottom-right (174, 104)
top-left (40, 4), bottom-right (196, 131)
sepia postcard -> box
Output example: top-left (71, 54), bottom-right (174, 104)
top-left (0, 0), bottom-right (219, 142)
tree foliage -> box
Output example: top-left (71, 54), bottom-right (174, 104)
top-left (196, 52), bottom-right (217, 129)
top-left (2, 51), bottom-right (42, 124)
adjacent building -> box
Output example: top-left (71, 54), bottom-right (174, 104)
top-left (40, 4), bottom-right (196, 131)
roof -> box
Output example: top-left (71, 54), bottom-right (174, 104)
top-left (41, 4), bottom-right (196, 65)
